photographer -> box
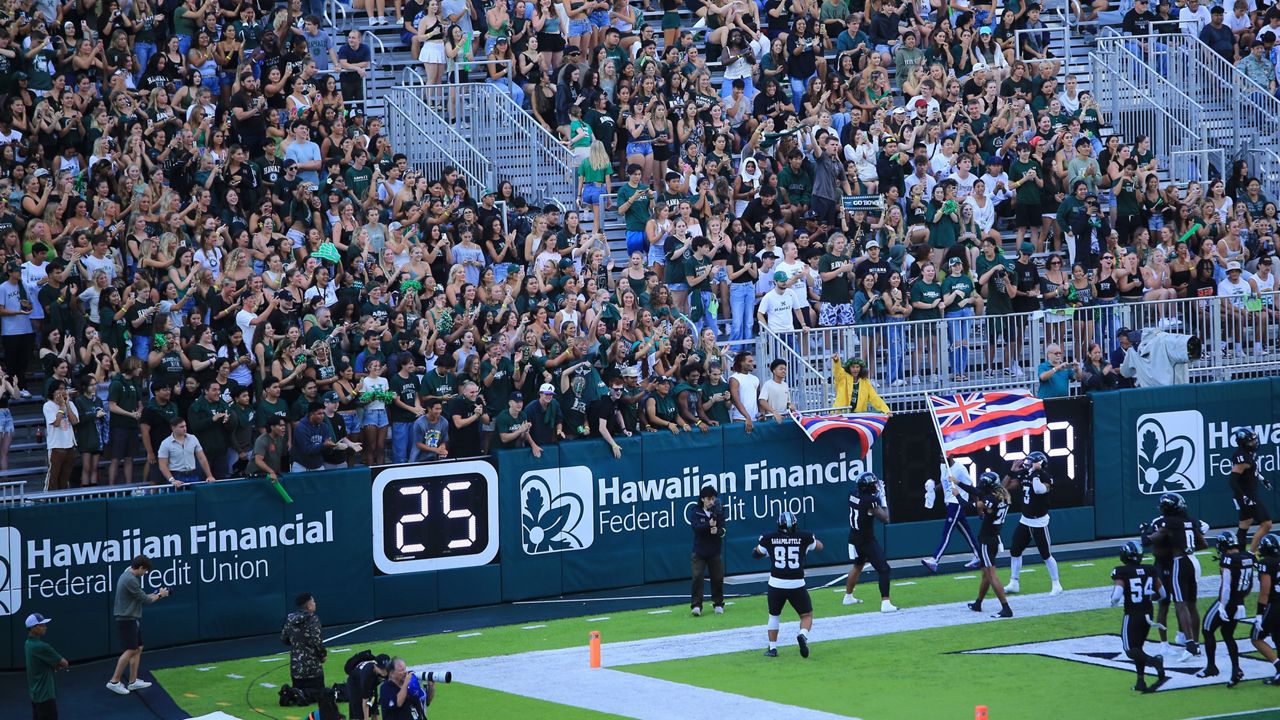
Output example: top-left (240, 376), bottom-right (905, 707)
top-left (1036, 343), bottom-right (1078, 399)
top-left (281, 593), bottom-right (326, 704)
top-left (690, 486), bottom-right (726, 616)
top-left (379, 657), bottom-right (435, 720)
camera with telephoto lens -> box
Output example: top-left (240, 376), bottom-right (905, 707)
top-left (420, 671), bottom-right (453, 683)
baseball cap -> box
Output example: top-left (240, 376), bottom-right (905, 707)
top-left (986, 154), bottom-right (1004, 165)
top-left (621, 364), bottom-right (640, 378)
top-left (1228, 260), bottom-right (1243, 272)
top-left (973, 61), bottom-right (989, 71)
top-left (1019, 241), bottom-right (1035, 254)
top-left (947, 256), bottom-right (964, 267)
top-left (1029, 136), bottom-right (1045, 148)
top-left (283, 158), bottom-right (298, 168)
top-left (389, 221), bottom-right (403, 231)
top-left (979, 25), bottom-right (993, 34)
top-left (510, 391), bottom-right (525, 401)
top-left (25, 613), bottom-right (52, 628)
top-left (655, 375), bottom-right (673, 384)
top-left (865, 238), bottom-right (881, 249)
top-left (539, 383), bottom-right (555, 394)
top-left (891, 106), bottom-right (906, 116)
top-left (275, 290), bottom-right (294, 301)
top-left (773, 270), bottom-right (788, 283)
top-left (322, 391), bottom-right (339, 403)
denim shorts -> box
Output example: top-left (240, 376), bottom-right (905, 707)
top-left (589, 9), bottom-right (610, 26)
top-left (568, 18), bottom-right (592, 37)
top-left (362, 407), bottom-right (389, 429)
top-left (713, 265), bottom-right (729, 283)
top-left (667, 282), bottom-right (689, 292)
top-left (339, 410), bottom-right (361, 435)
top-left (0, 408), bottom-right (12, 434)
top-left (626, 142), bottom-right (653, 157)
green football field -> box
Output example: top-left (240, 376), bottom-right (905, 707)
top-left (154, 555), bottom-right (1280, 720)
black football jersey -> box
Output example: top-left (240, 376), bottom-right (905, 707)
top-left (978, 493), bottom-right (1009, 540)
top-left (1231, 448), bottom-right (1259, 494)
top-left (1112, 564), bottom-right (1160, 616)
top-left (1152, 514), bottom-right (1203, 562)
top-left (1017, 468), bottom-right (1052, 519)
top-left (848, 489), bottom-right (881, 541)
top-left (757, 530), bottom-right (816, 583)
top-left (1220, 551), bottom-right (1256, 606)
top-left (1259, 557), bottom-right (1280, 590)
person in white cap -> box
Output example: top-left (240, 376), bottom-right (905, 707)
top-left (1218, 260), bottom-right (1262, 356)
top-left (25, 613), bottom-right (67, 720)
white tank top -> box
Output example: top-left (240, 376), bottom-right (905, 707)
top-left (730, 371), bottom-right (760, 421)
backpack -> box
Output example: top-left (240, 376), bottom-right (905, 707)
top-left (343, 649), bottom-right (376, 677)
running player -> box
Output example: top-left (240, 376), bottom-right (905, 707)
top-left (1110, 540), bottom-right (1170, 693)
top-left (1198, 532), bottom-right (1255, 688)
top-left (843, 472), bottom-right (898, 613)
top-left (1004, 451), bottom-right (1064, 595)
top-left (1140, 492), bottom-right (1207, 662)
top-left (953, 470), bottom-right (1014, 619)
top-left (753, 511), bottom-right (823, 658)
top-left (1251, 534), bottom-right (1280, 685)
top-left (921, 460), bottom-right (982, 573)
top-left (1230, 427), bottom-right (1272, 554)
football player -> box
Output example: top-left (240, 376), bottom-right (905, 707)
top-left (843, 472), bottom-right (898, 613)
top-left (753, 511), bottom-right (824, 658)
top-left (1197, 532), bottom-right (1255, 687)
top-left (952, 470), bottom-right (1014, 618)
top-left (1251, 534), bottom-right (1280, 685)
top-left (1004, 451), bottom-right (1064, 595)
top-left (921, 460), bottom-right (982, 574)
top-left (1230, 427), bottom-right (1272, 554)
top-left (1110, 541), bottom-right (1170, 693)
top-left (1140, 492), bottom-right (1207, 662)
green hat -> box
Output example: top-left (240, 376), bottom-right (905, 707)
top-left (1019, 241), bottom-right (1035, 254)
top-left (773, 270), bottom-right (788, 283)
top-left (844, 357), bottom-right (867, 373)
top-left (312, 242), bottom-right (341, 264)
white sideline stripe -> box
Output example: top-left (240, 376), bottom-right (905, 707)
top-left (647, 610), bottom-right (671, 615)
top-left (953, 575), bottom-right (977, 580)
top-left (226, 674), bottom-right (244, 679)
top-left (330, 648), bottom-right (350, 654)
top-left (196, 667), bottom-right (216, 672)
top-left (325, 620), bottom-right (383, 643)
top-left (1072, 563), bottom-right (1094, 568)
top-left (425, 576), bottom-right (1224, 720)
top-left (394, 640), bottom-right (419, 645)
top-left (820, 573), bottom-right (849, 588)
top-left (258, 658), bottom-right (283, 663)
top-left (260, 683), bottom-right (277, 689)
top-left (515, 594), bottom-right (743, 604)
top-left (1022, 568), bottom-right (1037, 573)
top-left (522, 624), bottom-right (548, 629)
top-left (1181, 708), bottom-right (1280, 720)
top-left (894, 581), bottom-right (918, 587)
top-left (457, 633), bottom-right (482, 638)
top-left (586, 617), bottom-right (611, 622)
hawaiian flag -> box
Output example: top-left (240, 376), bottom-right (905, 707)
top-left (929, 390), bottom-right (1047, 456)
top-left (791, 411), bottom-right (889, 456)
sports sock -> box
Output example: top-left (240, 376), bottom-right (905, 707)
top-left (1225, 634), bottom-right (1240, 674)
top-left (1045, 556), bottom-right (1060, 583)
top-left (878, 575), bottom-right (891, 598)
top-left (1238, 528), bottom-right (1249, 547)
top-left (1203, 634), bottom-right (1217, 668)
top-left (798, 629), bottom-right (810, 640)
top-left (768, 641), bottom-right (777, 650)
top-left (1009, 555), bottom-right (1023, 581)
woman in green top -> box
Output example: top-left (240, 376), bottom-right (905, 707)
top-left (927, 182), bottom-right (961, 267)
top-left (941, 257), bottom-right (977, 381)
top-left (577, 140), bottom-right (613, 234)
top-left (645, 376), bottom-right (690, 432)
top-left (910, 261), bottom-right (944, 382)
top-left (73, 375), bottom-right (105, 486)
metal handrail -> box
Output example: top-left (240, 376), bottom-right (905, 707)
top-left (355, 31), bottom-right (385, 110)
top-left (1246, 146), bottom-right (1280, 201)
top-left (1090, 41), bottom-right (1205, 164)
top-left (1169, 147), bottom-right (1226, 186)
top-left (323, 0), bottom-right (347, 29)
top-left (401, 67), bottom-right (425, 86)
top-left (1013, 23), bottom-right (1070, 69)
top-left (384, 88), bottom-right (494, 195)
top-left (451, 58), bottom-right (515, 83)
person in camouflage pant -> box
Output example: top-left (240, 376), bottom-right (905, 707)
top-left (282, 592), bottom-right (327, 702)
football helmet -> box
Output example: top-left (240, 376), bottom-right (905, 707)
top-left (978, 470), bottom-right (1002, 492)
top-left (1027, 450), bottom-right (1049, 466)
top-left (778, 511), bottom-right (799, 534)
top-left (1233, 427), bottom-right (1259, 450)
top-left (1259, 534), bottom-right (1280, 559)
top-left (1119, 540), bottom-right (1144, 566)
top-left (856, 472), bottom-right (879, 493)
top-left (1158, 492), bottom-right (1186, 516)
top-left (1214, 531), bottom-right (1241, 554)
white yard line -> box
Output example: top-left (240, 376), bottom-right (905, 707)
top-left (424, 576), bottom-right (1223, 720)
top-left (1180, 709), bottom-right (1280, 720)
top-left (324, 620), bottom-right (383, 644)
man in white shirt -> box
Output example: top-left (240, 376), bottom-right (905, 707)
top-left (1178, 0), bottom-right (1212, 38)
top-left (772, 242), bottom-right (809, 311)
top-left (1218, 261), bottom-right (1262, 355)
top-left (728, 350), bottom-right (761, 429)
top-left (906, 80), bottom-right (941, 120)
top-left (158, 417), bottom-right (216, 487)
top-left (980, 155), bottom-right (1014, 209)
top-left (921, 460), bottom-right (982, 572)
top-left (757, 358), bottom-right (793, 423)
top-left (20, 242), bottom-right (48, 330)
top-left (757, 273), bottom-right (797, 333)
top-left (235, 292), bottom-right (278, 349)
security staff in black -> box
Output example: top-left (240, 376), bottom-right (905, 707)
top-left (1004, 451), bottom-right (1062, 595)
top-left (690, 485), bottom-right (726, 616)
top-left (346, 653), bottom-right (391, 720)
top-left (1198, 532), bottom-right (1255, 688)
top-left (1141, 491), bottom-right (1207, 660)
top-left (1251, 534), bottom-right (1280, 685)
top-left (1230, 427), bottom-right (1272, 554)
top-left (842, 472), bottom-right (897, 613)
top-left (1110, 541), bottom-right (1170, 693)
top-left (753, 511), bottom-right (823, 658)
top-left (954, 471), bottom-right (1014, 618)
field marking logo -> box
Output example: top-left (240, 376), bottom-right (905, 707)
top-left (0, 526), bottom-right (21, 616)
top-left (1136, 410), bottom-right (1204, 495)
top-left (520, 467), bottom-right (595, 555)
top-left (962, 634), bottom-right (1272, 690)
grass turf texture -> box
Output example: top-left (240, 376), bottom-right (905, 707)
top-left (625, 608), bottom-right (1278, 720)
top-left (154, 557), bottom-right (1243, 719)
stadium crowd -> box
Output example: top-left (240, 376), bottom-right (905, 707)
top-left (3, 0), bottom-right (1279, 491)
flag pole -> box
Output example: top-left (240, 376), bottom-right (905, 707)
top-left (789, 409), bottom-right (817, 442)
top-left (926, 393), bottom-right (961, 491)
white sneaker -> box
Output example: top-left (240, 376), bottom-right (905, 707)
top-left (1175, 632), bottom-right (1186, 646)
top-left (1005, 580), bottom-right (1021, 594)
top-left (127, 680), bottom-right (152, 691)
top-left (911, 375), bottom-right (922, 385)
top-left (842, 594), bottom-right (862, 605)
top-left (924, 481), bottom-right (936, 509)
top-left (713, 606), bottom-right (724, 615)
top-left (691, 606), bottom-right (702, 617)
top-left (18, 389), bottom-right (30, 399)
top-left (1012, 365), bottom-right (1025, 379)
top-left (106, 681), bottom-right (130, 695)
top-left (1178, 648), bottom-right (1199, 664)
top-left (880, 599), bottom-right (898, 613)
top-left (1050, 582), bottom-right (1063, 596)
top-left (891, 378), bottom-right (906, 387)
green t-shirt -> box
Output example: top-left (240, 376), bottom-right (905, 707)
top-left (107, 375), bottom-right (140, 428)
top-left (388, 373), bottom-right (421, 423)
top-left (493, 409), bottom-right (524, 449)
top-left (975, 254), bottom-right (1015, 315)
top-left (684, 252), bottom-right (712, 292)
top-left (942, 273), bottom-right (976, 312)
top-left (928, 200), bottom-right (959, 249)
top-left (908, 280), bottom-right (941, 319)
top-left (818, 253), bottom-right (852, 303)
top-left (480, 357), bottom-right (515, 412)
top-left (616, 182), bottom-right (652, 232)
top-left (777, 164), bottom-right (814, 205)
top-left (256, 397), bottom-right (290, 428)
top-left (420, 369), bottom-right (457, 401)
top-left (569, 119), bottom-right (593, 149)
top-left (1010, 158), bottom-right (1044, 205)
top-left (174, 6), bottom-right (197, 36)
top-left (700, 379), bottom-right (731, 425)
top-left (1115, 176), bottom-right (1140, 216)
top-left (345, 165), bottom-right (374, 199)
top-left (25, 636), bottom-right (61, 703)
top-left (578, 159), bottom-right (613, 185)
